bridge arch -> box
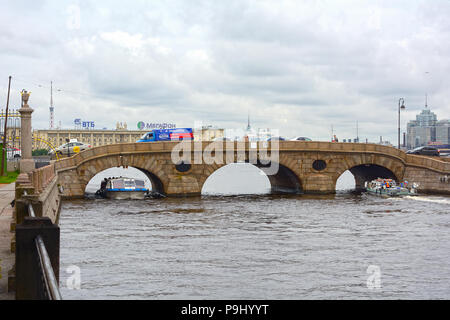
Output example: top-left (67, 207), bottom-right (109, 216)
top-left (59, 152), bottom-right (168, 197)
top-left (82, 165), bottom-right (165, 195)
top-left (200, 161), bottom-right (302, 195)
top-left (330, 153), bottom-right (404, 191)
top-left (84, 166), bottom-right (165, 194)
top-left (83, 166), bottom-right (158, 193)
top-left (258, 161), bottom-right (302, 194)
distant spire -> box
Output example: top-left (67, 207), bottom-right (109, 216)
top-left (425, 94), bottom-right (428, 108)
top-left (246, 111), bottom-right (251, 131)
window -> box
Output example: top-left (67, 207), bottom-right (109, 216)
top-left (135, 180), bottom-right (145, 187)
top-left (140, 132), bottom-right (154, 140)
top-left (124, 180), bottom-right (135, 187)
top-left (113, 180), bottom-right (124, 188)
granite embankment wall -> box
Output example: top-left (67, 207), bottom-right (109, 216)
top-left (15, 163), bottom-right (61, 225)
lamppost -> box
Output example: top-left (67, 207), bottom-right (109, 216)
top-left (398, 98), bottom-right (405, 149)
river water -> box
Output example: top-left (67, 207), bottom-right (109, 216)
top-left (58, 164), bottom-right (450, 299)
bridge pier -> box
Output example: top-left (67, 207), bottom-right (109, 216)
top-left (302, 173), bottom-right (336, 194)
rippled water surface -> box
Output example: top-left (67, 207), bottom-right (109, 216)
top-left (59, 165), bottom-right (450, 299)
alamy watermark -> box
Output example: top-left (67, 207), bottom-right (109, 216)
top-left (170, 123), bottom-right (280, 175)
top-left (366, 265), bottom-right (381, 290)
top-left (65, 265), bottom-right (81, 290)
top-left (66, 5), bottom-right (81, 30)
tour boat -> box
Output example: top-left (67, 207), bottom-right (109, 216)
top-left (96, 177), bottom-right (149, 200)
top-left (365, 178), bottom-right (418, 197)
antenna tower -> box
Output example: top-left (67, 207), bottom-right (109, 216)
top-left (49, 81), bottom-right (55, 129)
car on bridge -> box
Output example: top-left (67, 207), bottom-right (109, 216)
top-left (290, 136), bottom-right (312, 141)
top-left (212, 137), bottom-right (231, 141)
top-left (267, 136), bottom-right (286, 141)
top-left (406, 146), bottom-right (440, 156)
top-left (49, 141), bottom-right (91, 157)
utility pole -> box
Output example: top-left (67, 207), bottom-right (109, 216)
top-left (1, 76), bottom-right (12, 176)
top-left (398, 98), bottom-right (405, 149)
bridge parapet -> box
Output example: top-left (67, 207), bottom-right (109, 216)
top-left (14, 164), bottom-right (62, 226)
top-left (28, 163), bottom-right (56, 194)
top-left (405, 154), bottom-right (450, 172)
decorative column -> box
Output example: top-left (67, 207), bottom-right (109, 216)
top-left (19, 90), bottom-right (34, 173)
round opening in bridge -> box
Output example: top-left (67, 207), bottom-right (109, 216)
top-left (312, 160), bottom-right (327, 171)
top-left (175, 161), bottom-right (191, 173)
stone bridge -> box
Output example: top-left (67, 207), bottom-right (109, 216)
top-left (54, 141), bottom-right (450, 197)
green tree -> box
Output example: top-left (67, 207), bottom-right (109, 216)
top-left (32, 148), bottom-right (49, 156)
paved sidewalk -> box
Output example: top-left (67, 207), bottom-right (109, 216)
top-left (0, 183), bottom-right (15, 300)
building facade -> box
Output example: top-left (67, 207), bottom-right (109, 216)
top-left (1, 109), bottom-right (21, 149)
top-left (32, 126), bottom-right (225, 150)
top-left (32, 128), bottom-right (145, 150)
top-left (193, 126), bottom-right (225, 141)
top-left (436, 120), bottom-right (450, 146)
top-left (406, 106), bottom-right (450, 149)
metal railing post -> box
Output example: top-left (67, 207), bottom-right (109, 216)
top-left (15, 215), bottom-right (60, 300)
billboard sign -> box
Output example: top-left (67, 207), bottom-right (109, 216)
top-left (137, 122), bottom-right (176, 130)
top-left (74, 119), bottom-right (95, 129)
top-left (82, 121), bottom-right (95, 128)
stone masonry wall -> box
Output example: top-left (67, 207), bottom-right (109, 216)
top-left (403, 166), bottom-right (450, 195)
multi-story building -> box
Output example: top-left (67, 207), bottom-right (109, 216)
top-left (405, 106), bottom-right (450, 149)
top-left (32, 128), bottom-right (145, 150)
top-left (1, 109), bottom-right (21, 149)
top-left (193, 126), bottom-right (225, 141)
top-left (32, 125), bottom-right (225, 150)
top-left (436, 120), bottom-right (450, 145)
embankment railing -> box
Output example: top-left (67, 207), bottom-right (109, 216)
top-left (15, 190), bottom-right (61, 300)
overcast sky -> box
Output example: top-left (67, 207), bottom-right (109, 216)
top-left (1, 0), bottom-right (449, 142)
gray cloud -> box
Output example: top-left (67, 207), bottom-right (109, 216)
top-left (0, 0), bottom-right (449, 142)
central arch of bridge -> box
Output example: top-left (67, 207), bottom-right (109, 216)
top-left (257, 161), bottom-right (302, 194)
top-left (201, 161), bottom-right (302, 195)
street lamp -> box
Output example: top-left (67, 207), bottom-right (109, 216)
top-left (398, 98), bottom-right (405, 149)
